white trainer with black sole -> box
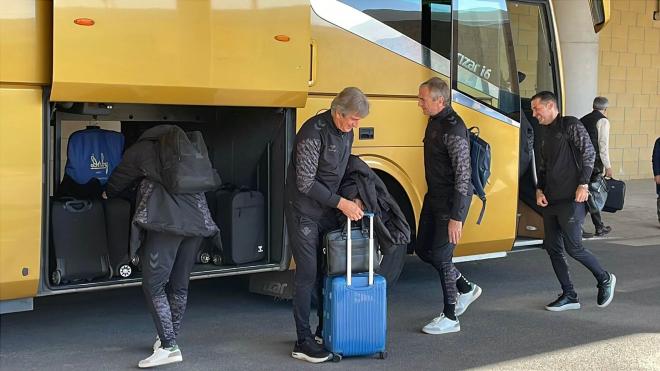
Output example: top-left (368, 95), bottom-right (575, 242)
top-left (138, 346), bottom-right (183, 368)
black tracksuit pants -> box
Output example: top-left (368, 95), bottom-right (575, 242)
top-left (140, 231), bottom-right (202, 349)
top-left (415, 195), bottom-right (463, 310)
top-left (542, 202), bottom-right (608, 296)
top-left (285, 207), bottom-right (338, 342)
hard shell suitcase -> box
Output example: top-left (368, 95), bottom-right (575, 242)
top-left (602, 178), bottom-right (625, 213)
top-left (51, 198), bottom-right (111, 285)
top-left (103, 198), bottom-right (133, 278)
top-left (322, 213), bottom-right (387, 360)
top-left (216, 188), bottom-right (265, 264)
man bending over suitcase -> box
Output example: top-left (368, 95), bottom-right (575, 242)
top-left (415, 77), bottom-right (482, 335)
top-left (285, 87), bottom-right (368, 363)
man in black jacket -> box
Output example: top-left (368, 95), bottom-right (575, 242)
top-left (415, 77), bottom-right (482, 335)
top-left (580, 97), bottom-right (613, 237)
top-left (532, 91), bottom-right (616, 312)
top-left (285, 87), bottom-right (368, 363)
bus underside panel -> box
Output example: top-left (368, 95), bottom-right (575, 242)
top-left (43, 103), bottom-right (292, 293)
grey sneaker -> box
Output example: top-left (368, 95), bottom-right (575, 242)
top-left (456, 284), bottom-right (482, 316)
top-left (138, 346), bottom-right (182, 368)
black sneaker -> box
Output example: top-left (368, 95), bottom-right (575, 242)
top-left (291, 338), bottom-right (332, 363)
top-left (582, 230), bottom-right (594, 239)
top-left (597, 273), bottom-right (616, 308)
top-left (545, 293), bottom-right (581, 311)
top-left (595, 226), bottom-right (612, 237)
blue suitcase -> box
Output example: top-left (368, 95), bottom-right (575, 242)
top-left (322, 213), bottom-right (387, 360)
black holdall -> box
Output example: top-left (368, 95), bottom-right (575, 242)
top-left (324, 213), bottom-right (380, 276)
top-left (602, 177), bottom-right (626, 213)
top-left (587, 175), bottom-right (608, 214)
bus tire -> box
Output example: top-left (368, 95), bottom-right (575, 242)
top-left (374, 170), bottom-right (415, 288)
top-left (376, 244), bottom-right (406, 288)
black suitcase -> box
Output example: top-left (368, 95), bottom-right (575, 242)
top-left (51, 199), bottom-right (111, 284)
top-left (216, 189), bottom-right (266, 264)
top-left (103, 198), bottom-right (133, 278)
top-left (603, 178), bottom-right (626, 213)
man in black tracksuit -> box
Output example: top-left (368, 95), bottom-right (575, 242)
top-left (532, 91), bottom-right (616, 312)
top-left (285, 87), bottom-right (368, 363)
top-left (415, 77), bottom-right (482, 335)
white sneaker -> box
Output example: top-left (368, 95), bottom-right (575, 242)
top-left (153, 336), bottom-right (161, 351)
top-left (422, 314), bottom-right (460, 335)
top-left (456, 284), bottom-right (482, 316)
top-left (138, 346), bottom-right (183, 368)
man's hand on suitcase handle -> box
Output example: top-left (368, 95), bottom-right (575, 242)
top-left (338, 197), bottom-right (364, 221)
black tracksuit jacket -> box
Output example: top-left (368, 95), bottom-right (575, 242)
top-left (537, 115), bottom-right (595, 205)
top-left (285, 110), bottom-right (353, 218)
top-left (423, 106), bottom-right (472, 222)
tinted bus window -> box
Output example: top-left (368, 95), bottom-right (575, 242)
top-left (338, 0), bottom-right (451, 60)
top-left (454, 0), bottom-right (519, 116)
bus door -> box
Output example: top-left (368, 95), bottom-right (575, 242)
top-left (50, 0), bottom-right (311, 108)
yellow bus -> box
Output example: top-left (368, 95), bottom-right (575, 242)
top-left (0, 0), bottom-right (607, 313)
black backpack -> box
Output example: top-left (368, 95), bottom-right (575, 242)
top-left (468, 127), bottom-right (491, 224)
top-left (158, 126), bottom-right (221, 194)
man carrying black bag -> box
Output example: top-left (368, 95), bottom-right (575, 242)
top-left (580, 97), bottom-right (613, 237)
top-left (284, 87), bottom-right (369, 363)
top-left (415, 77), bottom-right (482, 335)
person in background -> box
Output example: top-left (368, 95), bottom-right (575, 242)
top-left (284, 87), bottom-right (368, 363)
top-left (104, 125), bottom-right (219, 368)
top-left (580, 97), bottom-right (613, 237)
top-left (415, 77), bottom-right (482, 335)
top-left (532, 91), bottom-right (616, 312)
top-left (653, 137), bottom-right (660, 224)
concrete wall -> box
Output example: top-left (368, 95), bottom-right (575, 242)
top-left (597, 0), bottom-right (660, 180)
top-left (554, 0), bottom-right (600, 118)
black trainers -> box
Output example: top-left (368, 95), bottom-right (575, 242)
top-left (582, 230), bottom-right (594, 239)
top-left (597, 273), bottom-right (616, 308)
top-left (545, 293), bottom-right (581, 312)
top-left (595, 226), bottom-right (612, 237)
top-left (291, 337), bottom-right (332, 363)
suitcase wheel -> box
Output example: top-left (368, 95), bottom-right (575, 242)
top-left (199, 252), bottom-right (211, 264)
top-left (378, 351), bottom-right (388, 360)
top-left (118, 264), bottom-right (133, 278)
top-left (331, 353), bottom-right (342, 362)
top-left (212, 254), bottom-right (223, 266)
top-left (51, 270), bottom-right (62, 286)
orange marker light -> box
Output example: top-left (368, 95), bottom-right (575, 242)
top-left (74, 18), bottom-right (95, 26)
top-left (274, 35), bottom-right (290, 42)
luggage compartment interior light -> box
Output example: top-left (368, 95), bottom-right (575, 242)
top-left (274, 35), bottom-right (290, 42)
top-left (74, 18), bottom-right (95, 26)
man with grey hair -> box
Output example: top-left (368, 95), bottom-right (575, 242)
top-left (415, 77), bottom-right (482, 335)
top-left (580, 96), bottom-right (613, 237)
top-left (285, 87), bottom-right (368, 363)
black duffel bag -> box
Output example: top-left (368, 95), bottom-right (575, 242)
top-left (323, 213), bottom-right (380, 276)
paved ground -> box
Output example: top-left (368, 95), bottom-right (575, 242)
top-left (1, 180), bottom-right (659, 371)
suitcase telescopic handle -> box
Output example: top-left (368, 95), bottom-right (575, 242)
top-left (346, 212), bottom-right (375, 286)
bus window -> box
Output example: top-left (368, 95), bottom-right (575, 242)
top-left (454, 0), bottom-right (519, 117)
top-left (334, 0), bottom-right (451, 74)
top-left (508, 1), bottom-right (557, 100)
top-left (338, 0), bottom-right (423, 45)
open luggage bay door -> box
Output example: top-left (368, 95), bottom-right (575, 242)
top-left (51, 0), bottom-right (311, 107)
